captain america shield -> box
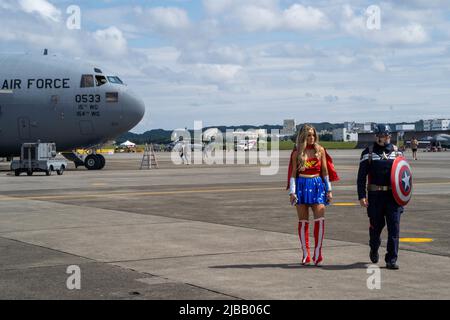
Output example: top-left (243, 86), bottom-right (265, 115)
top-left (391, 157), bottom-right (413, 206)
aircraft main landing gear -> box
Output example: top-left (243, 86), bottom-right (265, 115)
top-left (62, 150), bottom-right (106, 171)
top-left (84, 154), bottom-right (106, 170)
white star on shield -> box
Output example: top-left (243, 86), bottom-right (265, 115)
top-left (402, 171), bottom-right (411, 191)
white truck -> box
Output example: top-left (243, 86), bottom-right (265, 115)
top-left (11, 142), bottom-right (67, 176)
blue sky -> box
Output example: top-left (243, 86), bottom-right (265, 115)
top-left (1, 0), bottom-right (450, 132)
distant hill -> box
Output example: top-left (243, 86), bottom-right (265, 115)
top-left (116, 125), bottom-right (284, 145)
top-left (117, 129), bottom-right (172, 145)
top-left (302, 122), bottom-right (343, 131)
top-left (116, 121), bottom-right (424, 145)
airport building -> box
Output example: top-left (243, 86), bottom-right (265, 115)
top-left (281, 119), bottom-right (296, 136)
top-left (395, 124), bottom-right (416, 131)
top-left (233, 129), bottom-right (267, 140)
top-left (344, 122), bottom-right (373, 133)
top-left (203, 128), bottom-right (268, 142)
top-left (332, 128), bottom-right (358, 142)
top-left (318, 130), bottom-right (332, 136)
top-left (424, 119), bottom-right (450, 131)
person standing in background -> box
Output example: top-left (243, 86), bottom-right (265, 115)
top-left (411, 137), bottom-right (419, 161)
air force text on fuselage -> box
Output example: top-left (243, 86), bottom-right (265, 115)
top-left (1, 78), bottom-right (70, 90)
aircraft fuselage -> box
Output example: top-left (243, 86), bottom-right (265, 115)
top-left (0, 54), bottom-right (145, 157)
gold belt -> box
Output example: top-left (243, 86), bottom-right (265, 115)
top-left (368, 184), bottom-right (392, 192)
top-left (298, 174), bottom-right (320, 178)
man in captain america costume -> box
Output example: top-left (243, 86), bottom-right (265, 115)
top-left (357, 124), bottom-right (405, 270)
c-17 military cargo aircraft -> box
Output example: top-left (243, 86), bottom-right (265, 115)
top-left (0, 52), bottom-right (145, 170)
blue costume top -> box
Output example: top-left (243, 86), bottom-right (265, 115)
top-left (357, 142), bottom-right (402, 200)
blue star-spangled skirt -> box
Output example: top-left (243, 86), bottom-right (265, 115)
top-left (295, 176), bottom-right (329, 206)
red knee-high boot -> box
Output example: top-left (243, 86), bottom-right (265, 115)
top-left (298, 220), bottom-right (311, 265)
top-left (313, 218), bottom-right (325, 266)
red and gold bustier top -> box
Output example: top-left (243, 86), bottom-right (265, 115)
top-left (298, 145), bottom-right (322, 175)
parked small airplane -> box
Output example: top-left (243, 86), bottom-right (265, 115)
top-left (237, 139), bottom-right (257, 151)
top-left (425, 134), bottom-right (450, 148)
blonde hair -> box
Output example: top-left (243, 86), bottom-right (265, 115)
top-left (295, 125), bottom-right (321, 170)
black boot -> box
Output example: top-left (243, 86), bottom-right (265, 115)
top-left (386, 262), bottom-right (399, 270)
top-left (370, 250), bottom-right (379, 264)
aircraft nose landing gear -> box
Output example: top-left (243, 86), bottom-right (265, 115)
top-left (84, 154), bottom-right (105, 170)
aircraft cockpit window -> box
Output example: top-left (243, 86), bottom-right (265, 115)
top-left (107, 76), bottom-right (124, 85)
top-left (95, 75), bottom-right (108, 87)
top-left (80, 75), bottom-right (94, 88)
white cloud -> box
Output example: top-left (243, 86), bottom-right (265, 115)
top-left (389, 23), bottom-right (429, 45)
top-left (203, 0), bottom-right (278, 15)
top-left (18, 0), bottom-right (61, 22)
top-left (196, 64), bottom-right (243, 83)
top-left (234, 5), bottom-right (280, 32)
top-left (337, 55), bottom-right (355, 65)
top-left (144, 7), bottom-right (191, 32)
top-left (204, 1), bottom-right (330, 33)
top-left (396, 0), bottom-right (449, 8)
top-left (93, 26), bottom-right (128, 57)
top-left (140, 60), bottom-right (244, 88)
top-left (341, 4), bottom-right (366, 36)
top-left (372, 60), bottom-right (386, 72)
top-left (179, 44), bottom-right (249, 65)
top-left (0, 0), bottom-right (15, 10)
top-left (203, 0), bottom-right (234, 15)
top-left (82, 6), bottom-right (143, 38)
top-left (341, 5), bottom-right (429, 45)
top-left (261, 43), bottom-right (326, 58)
top-left (283, 4), bottom-right (330, 31)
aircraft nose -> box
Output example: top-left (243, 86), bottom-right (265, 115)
top-left (122, 90), bottom-right (145, 129)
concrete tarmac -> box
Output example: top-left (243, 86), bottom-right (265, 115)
top-left (0, 149), bottom-right (449, 299)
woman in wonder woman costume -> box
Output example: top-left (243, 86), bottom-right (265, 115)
top-left (287, 125), bottom-right (339, 266)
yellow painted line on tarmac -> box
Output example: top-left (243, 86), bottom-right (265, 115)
top-left (0, 187), bottom-right (283, 201)
top-left (332, 202), bottom-right (358, 206)
top-left (400, 238), bottom-right (434, 243)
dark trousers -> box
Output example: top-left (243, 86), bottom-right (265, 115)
top-left (367, 191), bottom-right (404, 264)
